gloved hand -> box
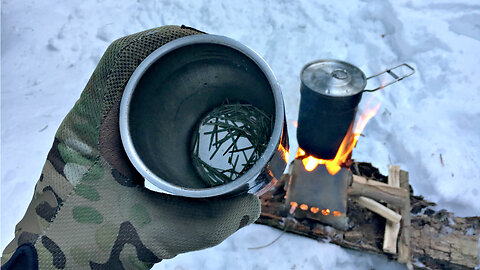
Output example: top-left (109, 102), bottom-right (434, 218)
top-left (1, 25), bottom-right (260, 270)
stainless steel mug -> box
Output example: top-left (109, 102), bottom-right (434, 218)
top-left (120, 35), bottom-right (289, 198)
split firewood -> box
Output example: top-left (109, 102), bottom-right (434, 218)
top-left (383, 166), bottom-right (401, 255)
top-left (398, 170), bottom-right (412, 268)
top-left (353, 196), bottom-right (402, 224)
top-left (348, 178), bottom-right (409, 209)
top-left (352, 174), bottom-right (391, 187)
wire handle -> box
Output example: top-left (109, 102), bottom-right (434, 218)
top-left (363, 63), bottom-right (415, 92)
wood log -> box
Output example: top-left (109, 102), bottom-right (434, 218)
top-left (256, 162), bottom-right (480, 270)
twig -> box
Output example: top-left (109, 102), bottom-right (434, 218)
top-left (248, 225), bottom-right (288, 250)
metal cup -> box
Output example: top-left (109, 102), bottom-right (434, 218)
top-left (120, 35), bottom-right (289, 198)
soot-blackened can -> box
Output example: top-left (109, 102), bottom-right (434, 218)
top-left (297, 60), bottom-right (415, 159)
top-left (297, 60), bottom-right (366, 159)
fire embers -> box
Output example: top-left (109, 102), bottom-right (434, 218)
top-left (285, 159), bottom-right (351, 230)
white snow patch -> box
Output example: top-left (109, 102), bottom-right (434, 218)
top-left (2, 0), bottom-right (479, 268)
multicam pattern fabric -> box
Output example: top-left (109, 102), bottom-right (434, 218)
top-left (2, 25), bottom-right (261, 270)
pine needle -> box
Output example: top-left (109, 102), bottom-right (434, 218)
top-left (191, 102), bottom-right (272, 187)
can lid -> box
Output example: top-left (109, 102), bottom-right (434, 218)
top-left (301, 60), bottom-right (366, 97)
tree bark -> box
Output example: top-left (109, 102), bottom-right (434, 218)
top-left (256, 162), bottom-right (480, 269)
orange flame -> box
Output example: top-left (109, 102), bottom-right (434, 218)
top-left (297, 103), bottom-right (381, 175)
top-left (278, 143), bottom-right (289, 162)
top-left (295, 148), bottom-right (306, 158)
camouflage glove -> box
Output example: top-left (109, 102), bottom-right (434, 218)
top-left (1, 25), bottom-right (261, 270)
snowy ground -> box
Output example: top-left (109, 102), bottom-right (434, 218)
top-left (2, 0), bottom-right (480, 269)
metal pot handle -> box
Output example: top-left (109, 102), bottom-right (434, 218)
top-left (363, 63), bottom-right (415, 92)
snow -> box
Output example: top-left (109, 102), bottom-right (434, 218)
top-left (2, 0), bottom-right (479, 269)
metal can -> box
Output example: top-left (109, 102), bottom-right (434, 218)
top-left (297, 60), bottom-right (365, 159)
top-left (297, 60), bottom-right (414, 159)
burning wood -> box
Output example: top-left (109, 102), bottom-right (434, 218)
top-left (285, 93), bottom-right (384, 230)
top-left (257, 162), bottom-right (480, 270)
top-left (273, 59), bottom-right (478, 269)
top-left (263, 59), bottom-right (477, 268)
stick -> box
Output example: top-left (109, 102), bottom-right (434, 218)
top-left (383, 165), bottom-right (401, 254)
top-left (354, 196), bottom-right (402, 224)
top-left (348, 180), bottom-right (408, 209)
top-left (352, 174), bottom-right (391, 187)
top-left (398, 170), bottom-right (412, 269)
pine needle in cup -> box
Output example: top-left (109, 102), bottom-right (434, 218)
top-left (191, 103), bottom-right (273, 187)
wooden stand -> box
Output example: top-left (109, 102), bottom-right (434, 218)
top-left (256, 162), bottom-right (480, 269)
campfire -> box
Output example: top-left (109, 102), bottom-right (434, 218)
top-left (250, 59), bottom-right (477, 270)
top-left (297, 103), bottom-right (380, 175)
top-left (286, 103), bottom-right (381, 230)
top-left (283, 60), bottom-right (416, 257)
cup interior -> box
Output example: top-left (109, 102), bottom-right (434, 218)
top-left (127, 42), bottom-right (276, 189)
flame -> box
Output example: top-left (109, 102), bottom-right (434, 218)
top-left (295, 148), bottom-right (306, 158)
top-left (333, 211), bottom-right (341, 217)
top-left (296, 103), bottom-right (381, 175)
top-left (302, 156), bottom-right (319, 171)
top-left (278, 143), bottom-right (289, 162)
top-left (300, 204), bottom-right (309, 211)
top-left (310, 207), bottom-right (320, 214)
top-left (321, 209), bottom-right (330, 216)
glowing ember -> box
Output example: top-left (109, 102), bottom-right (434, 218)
top-left (296, 103), bottom-right (381, 175)
top-left (289, 202), bottom-right (298, 215)
top-left (288, 202), bottom-right (343, 218)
